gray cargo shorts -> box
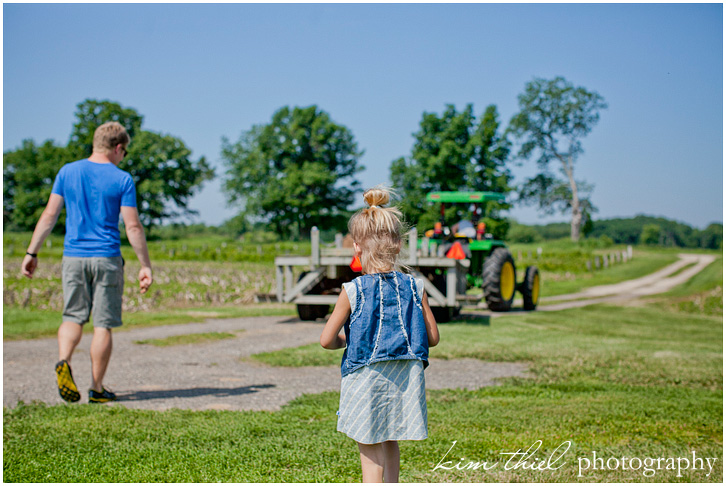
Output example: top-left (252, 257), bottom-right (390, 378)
top-left (62, 256), bottom-right (124, 328)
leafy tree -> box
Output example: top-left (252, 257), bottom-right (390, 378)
top-left (221, 105), bottom-right (364, 239)
top-left (507, 222), bottom-right (542, 243)
top-left (390, 104), bottom-right (512, 233)
top-left (697, 223), bottom-right (723, 250)
top-left (3, 99), bottom-right (213, 232)
top-left (3, 140), bottom-right (71, 231)
top-left (640, 224), bottom-right (662, 245)
top-left (221, 213), bottom-right (251, 238)
top-left (119, 129), bottom-right (214, 229)
top-left (67, 99), bottom-right (143, 159)
top-left (508, 76), bottom-right (607, 242)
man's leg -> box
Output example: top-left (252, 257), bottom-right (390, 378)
top-left (55, 321), bottom-right (84, 403)
top-left (87, 256), bottom-right (122, 402)
top-left (90, 327), bottom-right (112, 392)
top-left (58, 321), bottom-right (83, 363)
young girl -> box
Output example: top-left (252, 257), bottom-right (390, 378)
top-left (320, 186), bottom-right (439, 483)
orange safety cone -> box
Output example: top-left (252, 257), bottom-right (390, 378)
top-left (350, 256), bottom-right (362, 272)
top-left (445, 241), bottom-right (467, 260)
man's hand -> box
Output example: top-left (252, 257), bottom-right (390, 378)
top-left (21, 254), bottom-right (38, 278)
top-left (138, 266), bottom-right (153, 294)
top-left (21, 193), bottom-right (64, 280)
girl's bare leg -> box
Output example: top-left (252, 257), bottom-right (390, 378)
top-left (358, 441), bottom-right (400, 483)
top-left (382, 441), bottom-right (400, 482)
top-left (358, 442), bottom-right (385, 482)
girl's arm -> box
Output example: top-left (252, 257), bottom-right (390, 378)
top-left (421, 291), bottom-right (440, 346)
top-left (320, 291), bottom-right (351, 349)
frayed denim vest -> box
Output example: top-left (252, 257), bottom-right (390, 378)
top-left (340, 271), bottom-right (429, 378)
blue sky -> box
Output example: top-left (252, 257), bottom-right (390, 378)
top-left (3, 2), bottom-right (723, 229)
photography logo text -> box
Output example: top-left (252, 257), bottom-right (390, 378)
top-left (433, 440), bottom-right (718, 478)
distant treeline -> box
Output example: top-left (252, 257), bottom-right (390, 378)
top-left (509, 215), bottom-right (722, 249)
top-left (144, 214), bottom-right (721, 250)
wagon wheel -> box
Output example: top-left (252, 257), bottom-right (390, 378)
top-left (482, 247), bottom-right (516, 312)
top-left (296, 271), bottom-right (331, 321)
top-left (429, 270), bottom-right (457, 323)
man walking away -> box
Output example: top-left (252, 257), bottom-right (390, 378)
top-left (21, 121), bottom-right (153, 404)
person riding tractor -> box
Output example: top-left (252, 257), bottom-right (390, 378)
top-left (423, 191), bottom-right (540, 312)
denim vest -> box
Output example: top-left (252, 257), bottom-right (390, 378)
top-left (340, 271), bottom-right (429, 378)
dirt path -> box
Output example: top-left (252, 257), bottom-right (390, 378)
top-left (535, 253), bottom-right (716, 311)
top-left (3, 253), bottom-right (714, 411)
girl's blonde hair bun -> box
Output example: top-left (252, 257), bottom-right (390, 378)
top-left (349, 185), bottom-right (408, 274)
top-left (363, 185), bottom-right (392, 208)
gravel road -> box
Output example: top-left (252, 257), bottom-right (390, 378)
top-left (3, 253), bottom-right (713, 411)
top-left (3, 315), bottom-right (529, 411)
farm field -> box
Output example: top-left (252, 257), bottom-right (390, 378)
top-left (3, 231), bottom-right (712, 340)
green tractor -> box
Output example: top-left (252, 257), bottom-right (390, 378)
top-left (423, 191), bottom-right (540, 313)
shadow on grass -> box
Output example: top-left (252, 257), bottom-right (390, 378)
top-left (449, 312), bottom-right (492, 326)
top-left (117, 384), bottom-right (275, 401)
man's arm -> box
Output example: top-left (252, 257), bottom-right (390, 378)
top-left (120, 206), bottom-right (153, 294)
top-left (22, 194), bottom-right (65, 278)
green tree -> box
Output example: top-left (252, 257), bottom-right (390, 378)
top-left (390, 104), bottom-right (512, 232)
top-left (221, 105), bottom-right (364, 239)
top-left (120, 129), bottom-right (214, 229)
top-left (3, 140), bottom-right (71, 231)
top-left (67, 99), bottom-right (143, 159)
top-left (508, 76), bottom-right (607, 242)
top-left (698, 223), bottom-right (723, 250)
top-left (3, 99), bottom-right (214, 232)
top-left (507, 222), bottom-right (542, 243)
top-left (640, 224), bottom-right (662, 245)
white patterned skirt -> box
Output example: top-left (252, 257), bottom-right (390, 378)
top-left (337, 359), bottom-right (428, 444)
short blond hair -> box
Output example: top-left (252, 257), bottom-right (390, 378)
top-left (348, 186), bottom-right (407, 274)
top-left (93, 122), bottom-right (130, 153)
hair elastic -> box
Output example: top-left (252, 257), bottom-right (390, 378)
top-left (369, 205), bottom-right (379, 209)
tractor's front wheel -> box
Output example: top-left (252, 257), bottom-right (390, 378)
top-left (520, 266), bottom-right (540, 311)
top-left (482, 247), bottom-right (517, 312)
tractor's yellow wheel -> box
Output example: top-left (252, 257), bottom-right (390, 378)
top-left (522, 266), bottom-right (540, 311)
top-left (500, 261), bottom-right (516, 301)
top-left (482, 247), bottom-right (517, 312)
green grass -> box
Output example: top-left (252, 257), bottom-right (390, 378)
top-left (4, 301), bottom-right (722, 482)
top-left (2, 304), bottom-right (295, 341)
top-left (134, 331), bottom-right (241, 347)
top-left (652, 257), bottom-right (723, 316)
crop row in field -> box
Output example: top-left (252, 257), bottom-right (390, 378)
top-left (3, 259), bottom-right (275, 313)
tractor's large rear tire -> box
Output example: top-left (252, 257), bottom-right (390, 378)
top-left (520, 266), bottom-right (540, 311)
top-left (296, 271), bottom-right (330, 321)
top-left (482, 247), bottom-right (517, 312)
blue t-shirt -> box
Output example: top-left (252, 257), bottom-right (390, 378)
top-left (51, 159), bottom-right (137, 257)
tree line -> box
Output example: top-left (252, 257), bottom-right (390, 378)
top-left (509, 216), bottom-right (722, 249)
top-left (10, 76), bottom-right (692, 244)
